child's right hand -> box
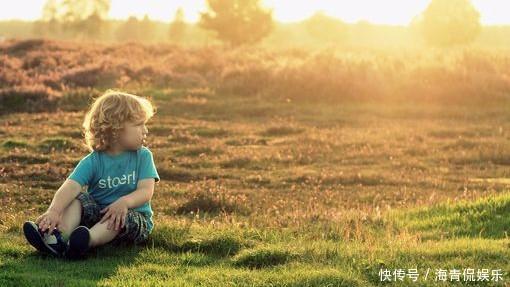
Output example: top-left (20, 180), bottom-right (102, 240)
top-left (35, 209), bottom-right (63, 233)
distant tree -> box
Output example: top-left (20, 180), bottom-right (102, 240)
top-left (32, 0), bottom-right (60, 37)
top-left (115, 15), bottom-right (156, 42)
top-left (199, 0), bottom-right (273, 46)
top-left (140, 15), bottom-right (157, 42)
top-left (303, 11), bottom-right (348, 44)
top-left (33, 0), bottom-right (61, 37)
top-left (115, 16), bottom-right (142, 42)
top-left (39, 0), bottom-right (111, 40)
top-left (415, 0), bottom-right (481, 46)
top-left (58, 0), bottom-right (110, 22)
top-left (169, 7), bottom-right (186, 43)
top-left (75, 12), bottom-right (112, 40)
top-left (42, 0), bottom-right (59, 22)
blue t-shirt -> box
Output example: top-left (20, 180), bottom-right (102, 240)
top-left (67, 145), bottom-right (160, 233)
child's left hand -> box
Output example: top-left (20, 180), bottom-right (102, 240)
top-left (100, 198), bottom-right (129, 231)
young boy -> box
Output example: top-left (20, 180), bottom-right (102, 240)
top-left (23, 90), bottom-right (160, 260)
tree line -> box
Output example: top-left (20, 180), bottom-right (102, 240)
top-left (30, 0), bottom-right (482, 47)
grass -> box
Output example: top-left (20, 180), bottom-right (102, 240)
top-left (2, 87), bottom-right (510, 285)
top-left (389, 192), bottom-right (510, 241)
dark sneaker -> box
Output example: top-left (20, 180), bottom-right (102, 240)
top-left (23, 221), bottom-right (68, 257)
top-left (66, 226), bottom-right (91, 260)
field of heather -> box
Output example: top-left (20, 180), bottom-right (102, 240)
top-left (1, 39), bottom-right (510, 286)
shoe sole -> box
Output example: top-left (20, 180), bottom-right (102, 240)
top-left (23, 221), bottom-right (59, 256)
top-left (68, 226), bottom-right (90, 259)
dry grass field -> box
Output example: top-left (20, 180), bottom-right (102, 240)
top-left (1, 39), bottom-right (509, 286)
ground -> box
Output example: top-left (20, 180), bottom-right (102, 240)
top-left (1, 88), bottom-right (510, 286)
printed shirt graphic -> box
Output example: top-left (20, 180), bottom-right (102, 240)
top-left (67, 146), bottom-right (160, 233)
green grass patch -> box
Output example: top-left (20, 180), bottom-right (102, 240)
top-left (1, 139), bottom-right (30, 149)
top-left (388, 192), bottom-right (510, 240)
top-left (37, 137), bottom-right (77, 152)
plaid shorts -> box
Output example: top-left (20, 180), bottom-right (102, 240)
top-left (75, 192), bottom-right (150, 246)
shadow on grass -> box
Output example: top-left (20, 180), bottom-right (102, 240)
top-left (0, 234), bottom-right (145, 286)
top-left (0, 224), bottom-right (251, 285)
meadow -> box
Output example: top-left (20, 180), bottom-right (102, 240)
top-left (0, 39), bottom-right (510, 286)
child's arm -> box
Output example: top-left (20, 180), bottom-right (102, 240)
top-left (116, 146), bottom-right (158, 209)
top-left (121, 178), bottom-right (155, 209)
top-left (48, 179), bottom-right (83, 213)
top-left (36, 178), bottom-right (83, 232)
top-left (99, 178), bottom-right (154, 230)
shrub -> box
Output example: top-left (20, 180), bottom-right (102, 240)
top-left (0, 85), bottom-right (60, 113)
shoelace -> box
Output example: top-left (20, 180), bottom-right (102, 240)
top-left (42, 231), bottom-right (58, 244)
top-left (41, 229), bottom-right (67, 252)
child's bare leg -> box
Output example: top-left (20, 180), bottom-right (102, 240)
top-left (88, 220), bottom-right (121, 247)
top-left (58, 199), bottom-right (82, 239)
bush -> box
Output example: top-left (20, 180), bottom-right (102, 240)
top-left (61, 63), bottom-right (122, 88)
top-left (57, 87), bottom-right (100, 111)
top-left (0, 85), bottom-right (60, 114)
top-left (1, 39), bottom-right (510, 108)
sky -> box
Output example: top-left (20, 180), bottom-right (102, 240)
top-left (0, 0), bottom-right (508, 25)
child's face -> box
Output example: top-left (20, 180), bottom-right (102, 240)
top-left (118, 119), bottom-right (148, 150)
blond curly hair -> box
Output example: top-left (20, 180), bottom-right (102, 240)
top-left (82, 89), bottom-right (156, 152)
